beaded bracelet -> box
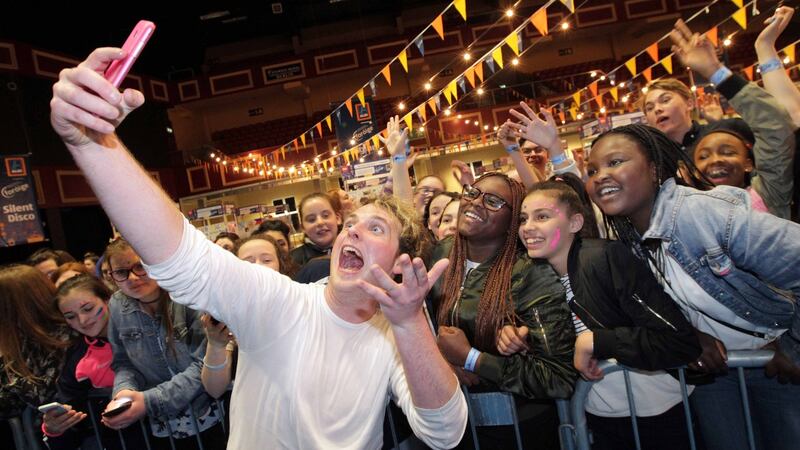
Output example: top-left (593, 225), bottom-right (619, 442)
top-left (203, 355), bottom-right (229, 371)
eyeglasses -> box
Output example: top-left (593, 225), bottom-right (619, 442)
top-left (415, 186), bottom-right (442, 196)
top-left (462, 184), bottom-right (510, 211)
top-left (110, 262), bottom-right (148, 282)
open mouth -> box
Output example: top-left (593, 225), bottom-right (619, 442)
top-left (463, 210), bottom-right (485, 223)
top-left (338, 245), bottom-right (364, 272)
top-left (656, 116), bottom-right (669, 126)
top-left (524, 237), bottom-right (545, 249)
top-left (705, 166), bottom-right (731, 183)
top-left (596, 185), bottom-right (621, 199)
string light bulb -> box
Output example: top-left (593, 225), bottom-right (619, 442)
top-left (600, 75), bottom-right (606, 81)
top-left (505, 8), bottom-right (514, 17)
top-left (215, 157), bottom-right (221, 162)
top-left (398, 102), bottom-right (406, 110)
top-left (600, 106), bottom-right (607, 114)
top-left (444, 109), bottom-right (452, 116)
top-left (477, 87), bottom-right (485, 95)
top-left (424, 82), bottom-right (432, 90)
top-left (642, 86), bottom-right (649, 94)
top-left (590, 71), bottom-right (597, 78)
top-left (511, 58), bottom-right (519, 66)
top-left (210, 152), bottom-right (216, 158)
top-left (463, 53), bottom-right (471, 61)
top-left (222, 160), bottom-right (227, 165)
top-left (783, 56), bottom-right (791, 64)
top-left (457, 114), bottom-right (462, 119)
top-left (723, 38), bottom-right (732, 47)
top-left (561, 22), bottom-right (570, 30)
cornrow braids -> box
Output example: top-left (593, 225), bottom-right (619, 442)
top-left (591, 124), bottom-right (713, 272)
top-left (437, 172), bottom-right (526, 351)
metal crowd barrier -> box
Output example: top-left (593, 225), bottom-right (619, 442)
top-left (568, 349), bottom-right (775, 450)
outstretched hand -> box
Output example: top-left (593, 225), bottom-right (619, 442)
top-left (356, 255), bottom-right (449, 329)
top-left (50, 48), bottom-right (145, 148)
top-left (756, 6), bottom-right (794, 51)
top-left (379, 115), bottom-right (410, 159)
top-left (507, 102), bottom-right (560, 154)
top-left (669, 19), bottom-right (722, 79)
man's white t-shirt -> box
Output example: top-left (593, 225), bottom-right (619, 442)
top-left (146, 219), bottom-right (466, 449)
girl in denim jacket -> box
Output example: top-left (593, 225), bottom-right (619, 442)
top-left (102, 239), bottom-right (226, 450)
top-left (586, 124), bottom-right (800, 450)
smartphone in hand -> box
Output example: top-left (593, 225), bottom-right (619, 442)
top-left (38, 402), bottom-right (68, 416)
top-left (105, 20), bottom-right (156, 88)
top-left (102, 397), bottom-right (133, 418)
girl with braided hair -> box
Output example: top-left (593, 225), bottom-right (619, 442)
top-left (587, 123), bottom-right (800, 450)
top-left (431, 172), bottom-right (576, 449)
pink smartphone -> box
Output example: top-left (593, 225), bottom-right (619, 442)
top-left (104, 20), bottom-right (156, 88)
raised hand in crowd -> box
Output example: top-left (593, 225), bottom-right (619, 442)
top-left (496, 324), bottom-right (530, 356)
top-left (669, 19), bottom-right (724, 80)
top-left (381, 115), bottom-right (414, 204)
top-left (201, 313), bottom-right (235, 399)
top-left (497, 115), bottom-right (541, 189)
top-left (507, 102), bottom-right (561, 156)
top-left (755, 6), bottom-right (800, 126)
top-left (699, 93), bottom-right (724, 122)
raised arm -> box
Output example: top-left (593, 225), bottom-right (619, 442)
top-left (50, 48), bottom-right (183, 265)
top-left (498, 120), bottom-right (540, 189)
top-left (381, 116), bottom-right (413, 204)
top-left (508, 102), bottom-right (582, 180)
top-left (755, 6), bottom-right (800, 126)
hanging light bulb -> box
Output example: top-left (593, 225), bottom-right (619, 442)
top-left (398, 102), bottom-right (406, 110)
top-left (511, 58), bottom-right (519, 66)
top-left (424, 82), bottom-right (432, 90)
top-left (477, 87), bottom-right (485, 95)
top-left (444, 109), bottom-right (452, 116)
top-left (463, 53), bottom-right (471, 61)
top-left (505, 8), bottom-right (514, 17)
top-left (561, 22), bottom-right (570, 30)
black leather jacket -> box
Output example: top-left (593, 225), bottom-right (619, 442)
top-left (429, 238), bottom-right (578, 400)
top-left (567, 238), bottom-right (701, 370)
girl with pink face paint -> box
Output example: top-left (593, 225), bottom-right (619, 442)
top-left (507, 174), bottom-right (701, 450)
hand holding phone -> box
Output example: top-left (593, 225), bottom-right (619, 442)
top-left (38, 402), bottom-right (68, 416)
top-left (101, 397), bottom-right (133, 418)
top-left (105, 20), bottom-right (156, 88)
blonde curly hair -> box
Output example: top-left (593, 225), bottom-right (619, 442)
top-left (360, 195), bottom-right (433, 261)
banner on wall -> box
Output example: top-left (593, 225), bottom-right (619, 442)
top-left (0, 155), bottom-right (45, 247)
top-left (334, 97), bottom-right (377, 152)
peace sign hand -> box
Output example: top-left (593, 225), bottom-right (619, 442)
top-left (356, 255), bottom-right (449, 330)
top-left (669, 19), bottom-right (722, 79)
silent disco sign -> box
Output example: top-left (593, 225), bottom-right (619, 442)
top-left (0, 156), bottom-right (45, 247)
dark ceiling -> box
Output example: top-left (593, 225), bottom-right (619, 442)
top-left (1, 1), bottom-right (470, 80)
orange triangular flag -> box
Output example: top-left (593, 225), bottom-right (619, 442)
top-left (398, 49), bottom-right (408, 72)
top-left (706, 27), bottom-right (718, 47)
top-left (642, 67), bottom-right (653, 83)
top-left (560, 0), bottom-right (575, 13)
top-left (381, 129), bottom-right (389, 139)
top-left (381, 65), bottom-right (392, 86)
top-left (558, 110), bottom-right (566, 123)
top-left (475, 63), bottom-right (484, 82)
top-left (356, 88), bottom-right (365, 106)
top-left (419, 105), bottom-right (427, 122)
top-left (454, 0), bottom-right (467, 21)
top-left (300, 134), bottom-right (306, 148)
top-left (428, 98), bottom-right (438, 114)
top-left (785, 43), bottom-right (795, 63)
top-left (403, 114), bottom-right (413, 130)
top-left (432, 15), bottom-right (445, 40)
top-left (316, 122), bottom-right (323, 137)
top-left (492, 47), bottom-right (504, 69)
top-left (281, 147), bottom-right (286, 159)
top-left (325, 115), bottom-right (333, 131)
top-left (661, 55), bottom-right (673, 74)
top-left (646, 43), bottom-right (659, 63)
top-left (732, 7), bottom-right (747, 30)
top-left (343, 151), bottom-right (350, 164)
top-left (595, 93), bottom-right (604, 108)
top-left (465, 67), bottom-right (476, 88)
top-left (505, 33), bottom-right (520, 56)
top-left (573, 91), bottom-right (581, 106)
top-left (610, 86), bottom-right (619, 102)
top-left (531, 8), bottom-right (548, 36)
top-left (625, 57), bottom-right (636, 76)
top-left (743, 65), bottom-right (754, 81)
top-left (345, 98), bottom-right (353, 116)
top-left (588, 81), bottom-right (598, 97)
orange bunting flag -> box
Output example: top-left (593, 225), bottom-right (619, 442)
top-left (505, 33), bottom-right (520, 56)
top-left (706, 27), bottom-right (718, 47)
top-left (428, 98), bottom-right (438, 114)
top-left (569, 105), bottom-right (578, 120)
top-left (465, 67), bottom-right (476, 88)
top-left (398, 49), bottom-right (408, 72)
top-left (403, 114), bottom-right (413, 130)
top-left (730, 0), bottom-right (743, 7)
top-left (418, 105), bottom-right (427, 122)
top-left (345, 98), bottom-right (354, 116)
top-left (560, 0), bottom-right (575, 13)
top-left (454, 0), bottom-right (467, 21)
top-left (293, 139), bottom-right (299, 151)
top-left (432, 15), bottom-right (445, 40)
top-left (316, 122), bottom-right (323, 137)
top-left (372, 135), bottom-right (381, 150)
top-left (343, 151), bottom-right (350, 164)
top-left (572, 91), bottom-right (581, 106)
top-left (531, 8), bottom-right (548, 36)
top-left (646, 43), bottom-right (659, 63)
top-left (642, 67), bottom-right (653, 83)
top-left (785, 43), bottom-right (795, 63)
top-left (381, 65), bottom-right (392, 86)
top-left (492, 47), bottom-right (504, 69)
top-left (743, 65), bottom-right (754, 81)
top-left (661, 55), bottom-right (673, 74)
top-left (625, 57), bottom-right (636, 76)
top-left (281, 147), bottom-right (286, 159)
top-left (356, 88), bottom-right (365, 106)
top-left (588, 81), bottom-right (598, 97)
top-left (475, 63), bottom-right (484, 82)
top-left (558, 109), bottom-right (566, 123)
top-left (732, 7), bottom-right (747, 30)
top-left (595, 93), bottom-right (604, 108)
top-left (300, 134), bottom-right (306, 148)
top-left (323, 160), bottom-right (328, 172)
top-left (610, 86), bottom-right (619, 102)
top-left (325, 115), bottom-right (333, 131)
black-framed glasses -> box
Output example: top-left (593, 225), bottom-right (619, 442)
top-left (462, 184), bottom-right (510, 211)
top-left (110, 262), bottom-right (148, 282)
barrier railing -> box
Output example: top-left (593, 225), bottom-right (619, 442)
top-left (568, 349), bottom-right (775, 450)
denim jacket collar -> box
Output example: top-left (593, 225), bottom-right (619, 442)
top-left (641, 178), bottom-right (680, 241)
top-left (117, 290), bottom-right (169, 315)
